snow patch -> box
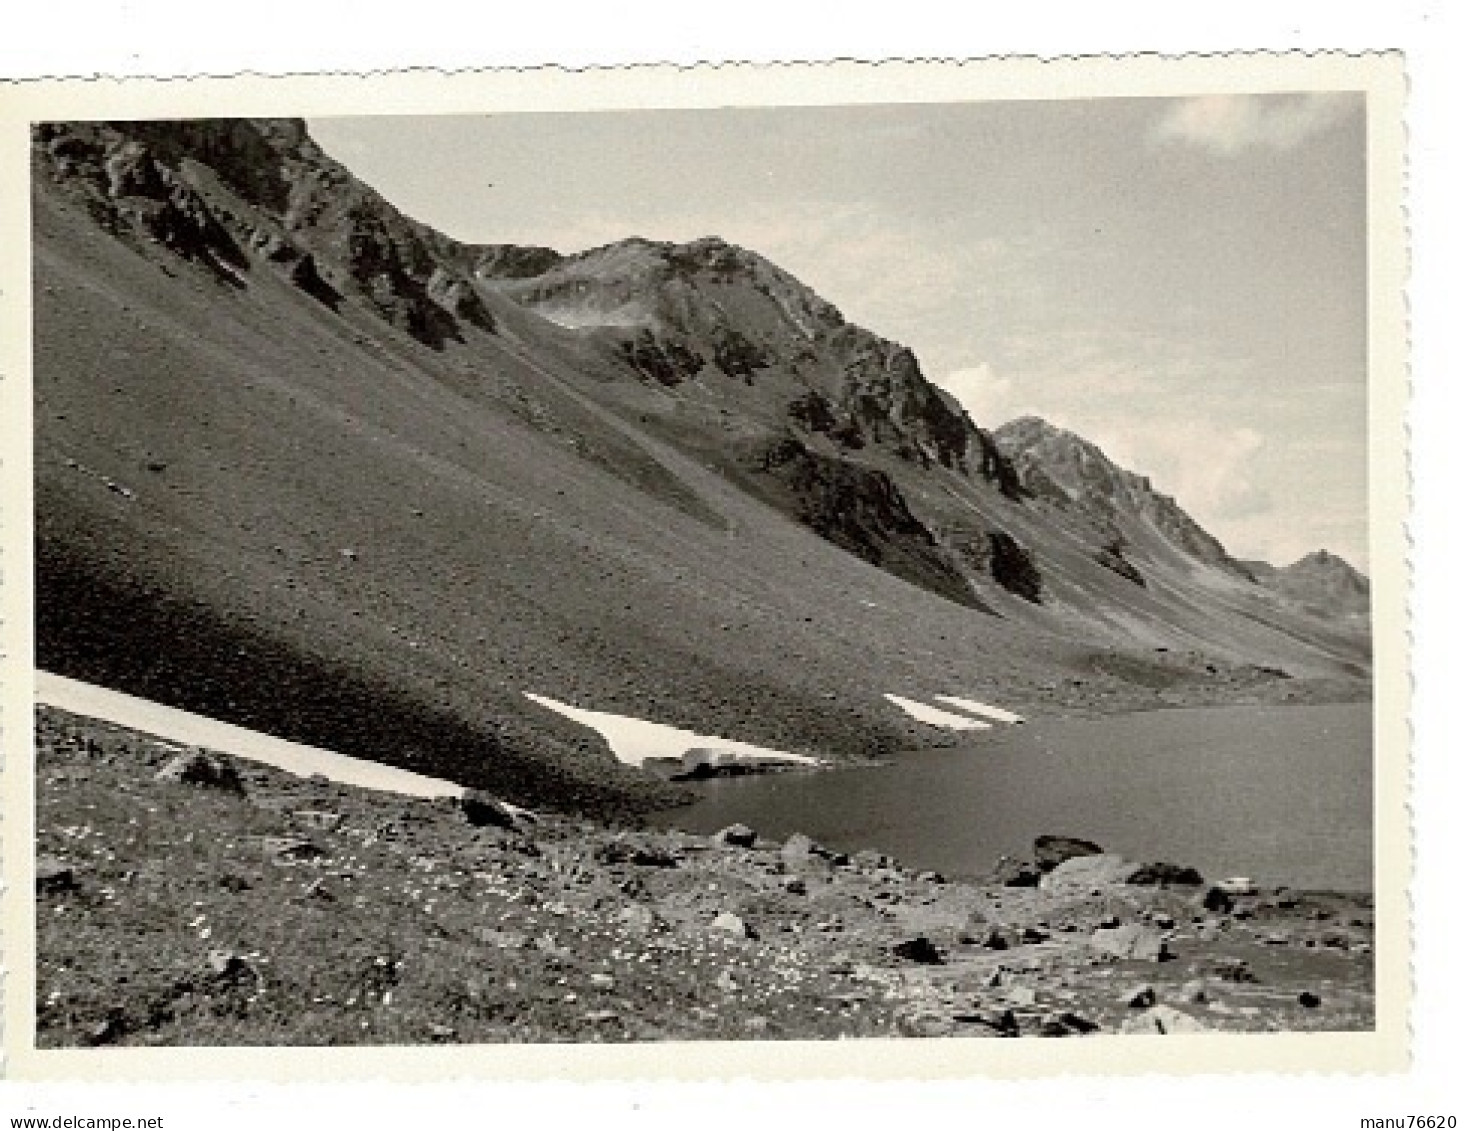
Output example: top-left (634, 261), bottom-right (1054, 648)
top-left (932, 695), bottom-right (1025, 724)
top-left (36, 671), bottom-right (464, 799)
top-left (532, 302), bottom-right (646, 331)
top-left (883, 694), bottom-right (992, 730)
top-left (523, 692), bottom-right (819, 768)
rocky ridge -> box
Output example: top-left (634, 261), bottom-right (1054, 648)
top-left (36, 118), bottom-right (495, 349)
top-left (993, 416), bottom-right (1252, 582)
top-left (483, 235), bottom-right (1021, 489)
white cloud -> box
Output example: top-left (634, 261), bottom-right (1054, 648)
top-left (1029, 410), bottom-right (1280, 550)
top-left (1059, 416), bottom-right (1268, 517)
top-left (1128, 422), bottom-right (1273, 523)
top-left (720, 202), bottom-right (987, 345)
top-left (1153, 93), bottom-right (1355, 155)
top-left (940, 363), bottom-right (1021, 427)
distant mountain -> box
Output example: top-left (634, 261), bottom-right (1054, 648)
top-left (1247, 551), bottom-right (1371, 620)
top-left (994, 416), bottom-right (1253, 583)
top-left (31, 117), bottom-right (1372, 815)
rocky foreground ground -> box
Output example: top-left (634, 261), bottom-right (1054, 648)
top-left (35, 705), bottom-right (1374, 1047)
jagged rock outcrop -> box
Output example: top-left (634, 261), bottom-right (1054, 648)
top-left (486, 234), bottom-right (1022, 493)
top-left (468, 243), bottom-right (565, 280)
top-left (33, 119), bottom-right (495, 348)
top-left (994, 416), bottom-right (1253, 580)
top-left (1095, 537), bottom-right (1147, 587)
top-left (753, 436), bottom-right (982, 610)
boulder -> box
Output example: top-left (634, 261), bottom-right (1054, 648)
top-left (1198, 886), bottom-right (1236, 914)
top-left (155, 749), bottom-right (245, 793)
top-left (83, 1013), bottom-right (126, 1047)
top-left (260, 836), bottom-right (325, 862)
top-left (1090, 923), bottom-right (1172, 962)
top-left (853, 848), bottom-right (895, 870)
top-left (955, 913), bottom-right (1008, 948)
top-left (710, 911), bottom-right (757, 939)
top-left (615, 905), bottom-right (667, 935)
top-left (1004, 984), bottom-right (1037, 1007)
top-left (952, 1007), bottom-right (1019, 1036)
top-left (596, 840), bottom-right (678, 867)
top-left (531, 933), bottom-right (571, 959)
top-left (989, 855), bottom-right (1043, 887)
top-left (1128, 862), bottom-right (1205, 886)
top-left (1123, 984), bottom-right (1158, 1008)
top-left (1120, 1005), bottom-right (1214, 1035)
top-left (1034, 834), bottom-right (1103, 872)
top-left (780, 832), bottom-right (843, 867)
top-left (291, 809), bottom-right (343, 832)
top-left (899, 1012), bottom-right (957, 1038)
top-left (713, 823), bottom-right (757, 849)
top-left (890, 936), bottom-right (944, 965)
top-left (1039, 1011), bottom-right (1100, 1036)
top-left (1206, 957), bottom-right (1259, 983)
top-left (207, 949), bottom-right (252, 981)
top-left (460, 790), bottom-right (524, 831)
top-left (1041, 853), bottom-right (1141, 891)
top-left (35, 856), bottom-right (77, 894)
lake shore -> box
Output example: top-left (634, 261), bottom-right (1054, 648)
top-left (652, 700), bottom-right (1375, 892)
top-left (34, 704), bottom-right (1374, 1047)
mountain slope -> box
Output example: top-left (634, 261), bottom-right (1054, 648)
top-left (490, 235), bottom-right (1373, 674)
top-left (32, 117), bottom-right (1371, 816)
top-left (990, 418), bottom-right (1371, 669)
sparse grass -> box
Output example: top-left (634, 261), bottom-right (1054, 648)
top-left (35, 705), bottom-right (1375, 1048)
top-left (35, 708), bottom-right (910, 1046)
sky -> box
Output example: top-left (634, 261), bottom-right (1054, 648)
top-left (309, 93), bottom-right (1369, 570)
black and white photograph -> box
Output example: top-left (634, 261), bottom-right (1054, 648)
top-left (2, 54), bottom-right (1408, 1080)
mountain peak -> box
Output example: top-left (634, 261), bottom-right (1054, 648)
top-left (1295, 548), bottom-right (1355, 571)
top-left (1284, 549), bottom-right (1368, 588)
top-left (1247, 547), bottom-right (1370, 617)
top-left (994, 415), bottom-right (1246, 578)
top-left (484, 227), bottom-right (1026, 486)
